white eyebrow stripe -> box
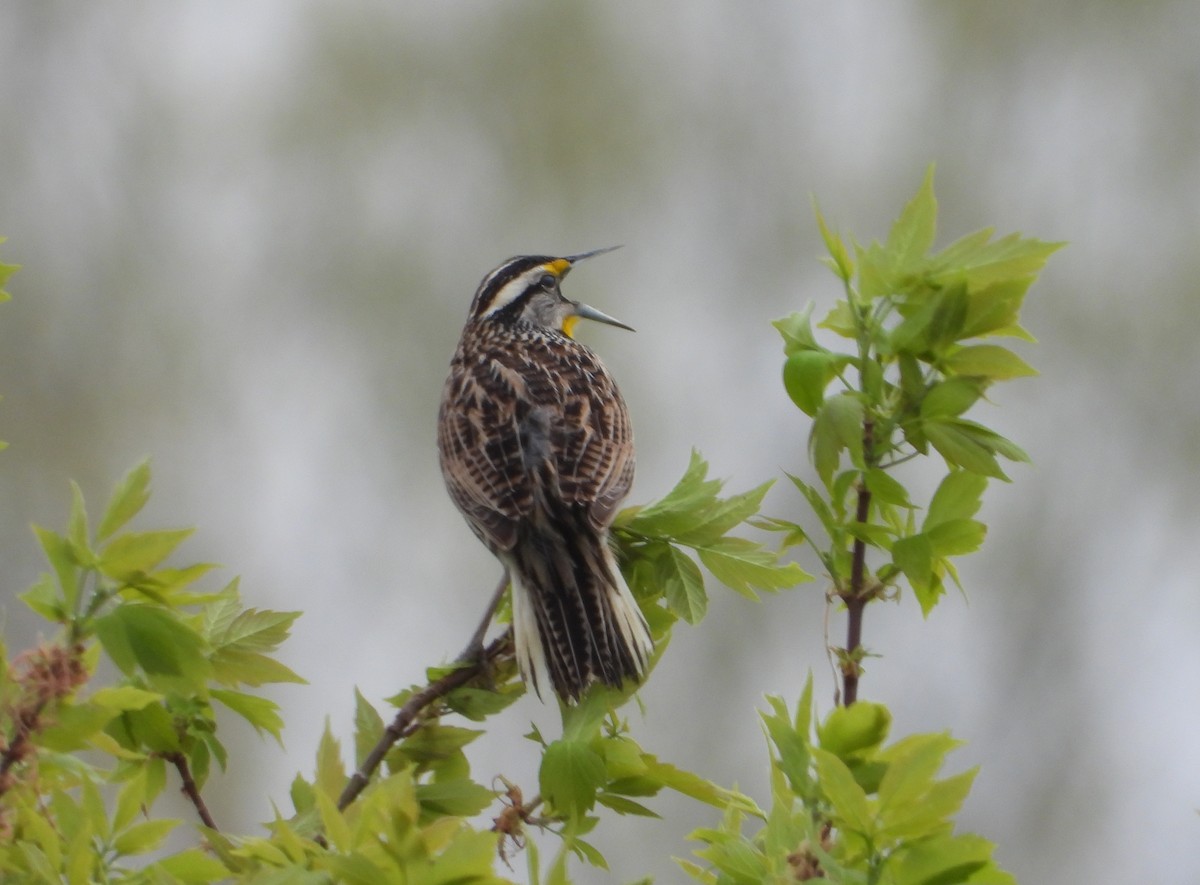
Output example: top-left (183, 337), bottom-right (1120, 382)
top-left (479, 265), bottom-right (551, 318)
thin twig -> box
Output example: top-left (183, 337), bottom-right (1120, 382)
top-left (840, 419), bottom-right (874, 706)
top-left (458, 572), bottom-right (509, 662)
top-left (165, 751), bottom-right (219, 831)
top-left (336, 630), bottom-right (514, 811)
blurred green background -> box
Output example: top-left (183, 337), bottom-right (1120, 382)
top-left (2, 3), bottom-right (1198, 882)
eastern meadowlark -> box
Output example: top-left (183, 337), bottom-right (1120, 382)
top-left (437, 249), bottom-right (652, 702)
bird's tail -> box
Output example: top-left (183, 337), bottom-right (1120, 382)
top-left (506, 514), bottom-right (652, 703)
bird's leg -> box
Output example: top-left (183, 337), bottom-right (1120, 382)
top-left (457, 571), bottom-right (510, 665)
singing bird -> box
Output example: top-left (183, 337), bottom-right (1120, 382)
top-left (437, 249), bottom-right (652, 702)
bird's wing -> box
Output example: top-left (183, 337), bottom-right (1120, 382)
top-left (541, 341), bottom-right (635, 532)
top-left (438, 335), bottom-right (634, 550)
top-left (437, 355), bottom-right (531, 552)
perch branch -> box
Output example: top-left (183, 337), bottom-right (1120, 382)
top-left (336, 629), bottom-right (514, 811)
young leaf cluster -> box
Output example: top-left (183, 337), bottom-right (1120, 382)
top-left (222, 711), bottom-right (510, 883)
top-left (526, 686), bottom-right (758, 877)
top-left (771, 169), bottom-right (1062, 616)
top-left (615, 450), bottom-right (811, 629)
top-left (0, 463), bottom-right (303, 883)
top-left (682, 679), bottom-right (1014, 885)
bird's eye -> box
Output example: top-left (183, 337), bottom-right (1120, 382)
top-left (539, 273), bottom-right (557, 290)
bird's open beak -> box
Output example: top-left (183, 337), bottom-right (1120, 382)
top-left (557, 246), bottom-right (634, 337)
top-left (563, 245), bottom-right (623, 264)
top-left (570, 302), bottom-right (635, 333)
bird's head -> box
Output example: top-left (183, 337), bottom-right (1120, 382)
top-left (467, 246), bottom-right (633, 338)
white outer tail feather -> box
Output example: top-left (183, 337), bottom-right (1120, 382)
top-left (508, 544), bottom-right (651, 702)
top-left (601, 544), bottom-right (653, 671)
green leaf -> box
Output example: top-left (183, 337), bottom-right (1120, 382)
top-left (886, 165), bottom-right (938, 267)
top-left (643, 757), bottom-right (760, 814)
top-left (921, 377), bottom-right (986, 419)
top-left (20, 572), bottom-right (66, 622)
top-left (695, 536), bottom-right (810, 599)
top-left (65, 817), bottom-right (97, 884)
top-left (932, 230), bottom-right (1065, 291)
top-left (886, 832), bottom-right (997, 885)
top-left (761, 694), bottom-right (813, 799)
top-left (925, 471), bottom-right (987, 529)
top-left (891, 284), bottom-right (969, 356)
top-left (674, 481), bottom-right (774, 547)
top-left (209, 607), bottom-right (301, 653)
top-left (863, 468), bottom-right (912, 509)
top-left (772, 303), bottom-right (821, 354)
top-left (151, 849), bottom-right (232, 883)
top-left (442, 682), bottom-right (524, 720)
top-left (596, 793), bottom-right (660, 817)
top-left (113, 819), bottom-right (180, 856)
top-left (32, 526), bottom-right (78, 606)
top-left (817, 299), bottom-right (859, 338)
top-left (209, 647), bottom-right (305, 687)
top-left (80, 776), bottom-right (109, 842)
top-left (540, 739), bottom-right (606, 817)
top-left (814, 202), bottom-right (855, 282)
top-left (892, 534), bottom-right (934, 597)
top-left (314, 789), bottom-right (352, 852)
top-left (353, 689), bottom-right (385, 769)
top-left (926, 518), bottom-right (987, 557)
top-left (90, 686), bottom-right (163, 712)
top-left (749, 515), bottom-right (807, 549)
top-left (415, 777), bottom-right (494, 817)
top-left (923, 420), bottom-right (1006, 479)
top-left (809, 393), bottom-right (865, 486)
top-left (812, 748), bottom-right (873, 835)
top-left (880, 768), bottom-right (978, 843)
top-left (926, 284), bottom-right (970, 350)
top-left (956, 419), bottom-right (1031, 463)
top-left (692, 833), bottom-right (769, 884)
top-left (783, 350), bottom-right (836, 417)
top-left (960, 278), bottom-right (1031, 340)
top-left (201, 585), bottom-right (242, 640)
top-left (560, 685), bottom-right (616, 742)
top-left (600, 735), bottom-right (648, 781)
top-left (660, 545), bottom-right (707, 624)
top-left (114, 766), bottom-right (150, 833)
top-left (876, 732), bottom-right (960, 812)
top-left (211, 689), bottom-right (284, 743)
top-left (399, 723), bottom-right (483, 771)
top-left (94, 605), bottom-right (212, 692)
top-left (67, 481), bottom-right (92, 565)
top-left (621, 451), bottom-right (721, 536)
top-left (944, 344), bottom-right (1037, 379)
top-left (314, 720), bottom-right (345, 799)
top-left (786, 472), bottom-right (837, 539)
top-left (100, 529), bottom-right (193, 581)
top-left (323, 853), bottom-right (391, 885)
top-left (109, 702), bottom-right (181, 753)
top-left (39, 702), bottom-right (120, 751)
